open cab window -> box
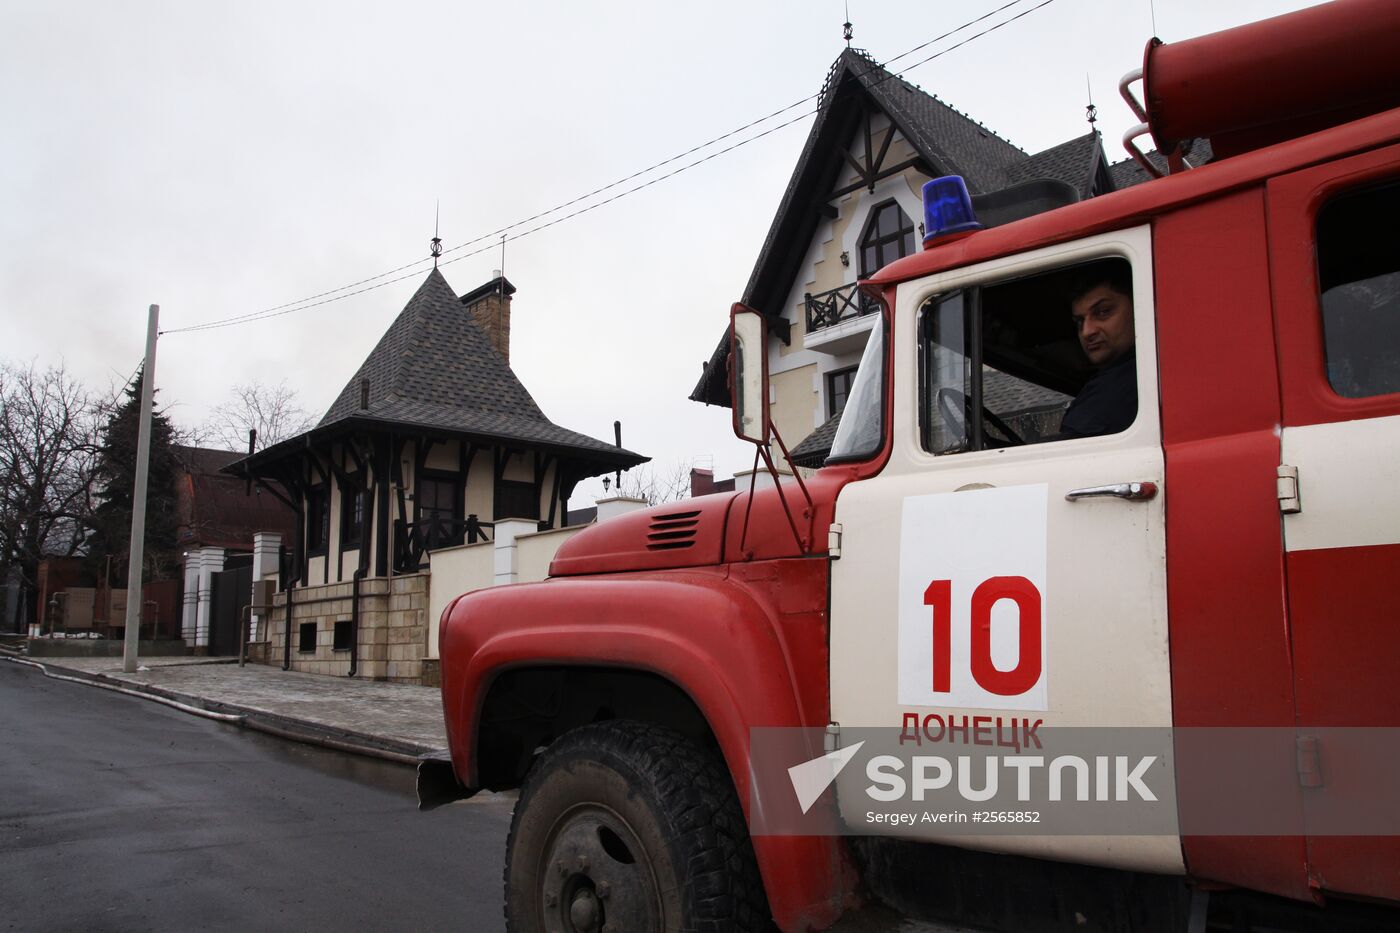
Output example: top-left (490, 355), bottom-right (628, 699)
top-left (827, 311), bottom-right (887, 462)
top-left (918, 258), bottom-right (1136, 454)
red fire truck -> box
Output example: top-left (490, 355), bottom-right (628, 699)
top-left (424, 3), bottom-right (1400, 930)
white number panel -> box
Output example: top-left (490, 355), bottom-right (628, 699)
top-left (898, 485), bottom-right (1048, 711)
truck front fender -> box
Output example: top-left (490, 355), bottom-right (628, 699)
top-left (438, 561), bottom-right (853, 931)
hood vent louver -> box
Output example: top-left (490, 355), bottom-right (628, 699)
top-left (646, 510), bottom-right (701, 551)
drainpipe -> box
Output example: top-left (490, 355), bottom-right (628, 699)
top-left (283, 552), bottom-right (301, 671)
top-left (348, 568), bottom-right (364, 677)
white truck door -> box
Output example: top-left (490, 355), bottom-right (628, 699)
top-left (828, 226), bottom-right (1181, 873)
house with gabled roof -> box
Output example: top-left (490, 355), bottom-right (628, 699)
top-left (228, 267), bottom-right (646, 682)
top-left (688, 47), bottom-right (1130, 466)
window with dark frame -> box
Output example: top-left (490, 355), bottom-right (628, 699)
top-left (306, 485), bottom-right (329, 554)
top-left (495, 479), bottom-right (538, 521)
top-left (340, 479), bottom-right (364, 547)
top-left (417, 475), bottom-right (462, 551)
top-left (298, 622), bottom-right (317, 653)
top-left (1316, 179), bottom-right (1400, 399)
top-left (859, 200), bottom-right (917, 278)
top-left (827, 367), bottom-right (858, 419)
top-left (333, 620), bottom-right (353, 652)
top-left (917, 258), bottom-right (1133, 454)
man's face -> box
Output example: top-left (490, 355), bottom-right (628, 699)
top-left (1071, 283), bottom-right (1135, 367)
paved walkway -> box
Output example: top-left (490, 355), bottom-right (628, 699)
top-left (2, 652), bottom-right (447, 758)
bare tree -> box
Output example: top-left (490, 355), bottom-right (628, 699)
top-left (203, 378), bottom-right (316, 452)
top-left (0, 361), bottom-right (104, 629)
top-left (615, 459), bottom-right (694, 506)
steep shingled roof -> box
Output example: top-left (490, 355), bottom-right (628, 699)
top-left (691, 49), bottom-right (1109, 407)
top-left (229, 269), bottom-right (646, 480)
top-left (1004, 132), bottom-right (1105, 197)
top-left (738, 49), bottom-right (1029, 317)
top-left (850, 52), bottom-right (1028, 195)
top-left (315, 268), bottom-right (641, 458)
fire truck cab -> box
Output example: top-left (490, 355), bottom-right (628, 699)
top-left (429, 3), bottom-right (1400, 931)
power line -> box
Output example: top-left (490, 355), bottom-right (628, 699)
top-left (167, 108), bottom-right (821, 333)
top-left (163, 0), bottom-right (1054, 336)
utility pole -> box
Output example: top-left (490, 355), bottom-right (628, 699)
top-left (122, 304), bottom-right (159, 674)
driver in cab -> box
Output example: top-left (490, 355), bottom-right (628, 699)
top-left (1059, 266), bottom-right (1137, 438)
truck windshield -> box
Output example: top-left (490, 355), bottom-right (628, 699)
top-left (826, 316), bottom-right (886, 462)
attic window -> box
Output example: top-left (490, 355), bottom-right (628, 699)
top-left (859, 200), bottom-right (916, 277)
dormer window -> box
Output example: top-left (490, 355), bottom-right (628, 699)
top-left (859, 200), bottom-right (916, 277)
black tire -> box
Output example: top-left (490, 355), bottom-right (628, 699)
top-left (503, 720), bottom-right (772, 933)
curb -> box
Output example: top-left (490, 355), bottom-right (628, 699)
top-left (4, 656), bottom-right (440, 766)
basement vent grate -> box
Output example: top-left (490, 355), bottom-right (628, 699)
top-left (646, 510), bottom-right (701, 551)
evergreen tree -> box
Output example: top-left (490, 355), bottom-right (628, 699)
top-left (87, 369), bottom-right (181, 582)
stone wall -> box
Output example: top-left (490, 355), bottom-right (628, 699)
top-left (252, 573), bottom-right (429, 683)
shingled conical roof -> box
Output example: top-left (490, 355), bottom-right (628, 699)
top-left (317, 268), bottom-right (642, 459)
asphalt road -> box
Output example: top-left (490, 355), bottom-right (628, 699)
top-left (0, 661), bottom-right (974, 933)
top-left (0, 661), bottom-right (514, 932)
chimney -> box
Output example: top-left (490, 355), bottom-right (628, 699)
top-left (460, 271), bottom-right (514, 362)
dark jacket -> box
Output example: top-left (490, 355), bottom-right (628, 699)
top-left (1060, 353), bottom-right (1137, 438)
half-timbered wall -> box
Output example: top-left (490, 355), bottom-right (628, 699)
top-left (299, 438), bottom-right (570, 586)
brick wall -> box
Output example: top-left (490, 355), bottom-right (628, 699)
top-left (464, 288), bottom-right (510, 360)
top-left (252, 573), bottom-right (429, 683)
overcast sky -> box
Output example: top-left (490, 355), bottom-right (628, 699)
top-left (2, 0), bottom-right (1322, 508)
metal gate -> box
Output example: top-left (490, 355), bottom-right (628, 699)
top-left (209, 560), bottom-right (253, 656)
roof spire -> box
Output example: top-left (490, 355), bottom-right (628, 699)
top-left (1085, 74), bottom-right (1098, 129)
top-left (843, 1), bottom-right (852, 45)
top-left (430, 200), bottom-right (442, 267)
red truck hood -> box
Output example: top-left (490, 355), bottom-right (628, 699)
top-left (549, 470), bottom-right (853, 576)
top-left (549, 492), bottom-right (736, 576)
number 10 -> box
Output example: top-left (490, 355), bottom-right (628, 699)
top-left (923, 576), bottom-right (1042, 697)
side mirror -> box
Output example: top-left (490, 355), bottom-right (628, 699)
top-left (729, 303), bottom-right (770, 446)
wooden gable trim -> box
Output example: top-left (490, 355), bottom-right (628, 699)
top-left (837, 112), bottom-right (907, 197)
top-left (829, 157), bottom-right (929, 201)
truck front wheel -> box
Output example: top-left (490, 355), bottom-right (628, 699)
top-left (504, 720), bottom-right (771, 932)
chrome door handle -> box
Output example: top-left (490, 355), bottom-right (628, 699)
top-left (1065, 481), bottom-right (1158, 502)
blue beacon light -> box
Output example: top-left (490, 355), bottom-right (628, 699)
top-left (922, 175), bottom-right (982, 246)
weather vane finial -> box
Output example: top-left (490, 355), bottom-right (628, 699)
top-left (843, 1), bottom-right (853, 45)
top-left (431, 200), bottom-right (443, 267)
top-left (1085, 75), bottom-right (1098, 128)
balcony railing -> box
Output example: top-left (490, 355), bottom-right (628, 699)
top-left (805, 281), bottom-right (879, 333)
top-left (394, 514), bottom-right (493, 573)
